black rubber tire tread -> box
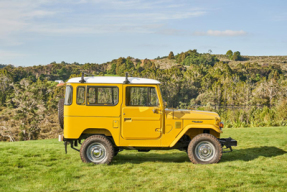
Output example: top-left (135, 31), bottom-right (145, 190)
top-left (80, 135), bottom-right (114, 165)
top-left (58, 98), bottom-right (64, 129)
top-left (187, 133), bottom-right (222, 164)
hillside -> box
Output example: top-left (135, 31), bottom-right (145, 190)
top-left (0, 127), bottom-right (286, 191)
top-left (216, 55), bottom-right (287, 70)
top-left (153, 55), bottom-right (287, 70)
top-left (1, 49), bottom-right (287, 141)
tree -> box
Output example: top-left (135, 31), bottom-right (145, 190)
top-left (116, 57), bottom-right (125, 74)
top-left (125, 59), bottom-right (134, 70)
top-left (226, 50), bottom-right (233, 60)
top-left (0, 70), bottom-right (12, 106)
top-left (181, 53), bottom-right (186, 62)
top-left (168, 51), bottom-right (175, 59)
top-left (9, 79), bottom-right (46, 140)
top-left (232, 51), bottom-right (241, 61)
top-left (108, 64), bottom-right (116, 74)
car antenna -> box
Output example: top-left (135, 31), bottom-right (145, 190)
top-left (123, 72), bottom-right (130, 84)
top-left (79, 72), bottom-right (86, 83)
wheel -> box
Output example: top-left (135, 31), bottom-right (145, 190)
top-left (80, 135), bottom-right (114, 164)
top-left (58, 98), bottom-right (64, 129)
top-left (187, 133), bottom-right (222, 164)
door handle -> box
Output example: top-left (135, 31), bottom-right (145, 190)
top-left (124, 118), bottom-right (132, 121)
top-left (155, 128), bottom-right (161, 132)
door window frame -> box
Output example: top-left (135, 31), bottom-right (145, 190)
top-left (125, 86), bottom-right (160, 107)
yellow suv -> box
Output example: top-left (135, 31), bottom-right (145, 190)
top-left (58, 73), bottom-right (237, 164)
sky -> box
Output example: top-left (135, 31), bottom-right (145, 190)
top-left (0, 0), bottom-right (286, 66)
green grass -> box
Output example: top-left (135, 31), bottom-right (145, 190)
top-left (1, 127), bottom-right (287, 192)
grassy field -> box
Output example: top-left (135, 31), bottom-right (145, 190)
top-left (0, 127), bottom-right (287, 192)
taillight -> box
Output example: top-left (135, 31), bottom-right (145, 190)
top-left (219, 122), bottom-right (224, 128)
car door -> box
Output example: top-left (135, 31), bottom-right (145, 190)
top-left (121, 85), bottom-right (162, 140)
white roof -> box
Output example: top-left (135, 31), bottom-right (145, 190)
top-left (67, 76), bottom-right (161, 84)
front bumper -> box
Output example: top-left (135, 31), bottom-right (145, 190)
top-left (218, 137), bottom-right (237, 152)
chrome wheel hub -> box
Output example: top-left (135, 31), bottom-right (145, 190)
top-left (195, 141), bottom-right (216, 161)
top-left (87, 143), bottom-right (107, 163)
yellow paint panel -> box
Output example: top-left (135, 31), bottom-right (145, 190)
top-left (64, 116), bottom-right (121, 145)
top-left (63, 83), bottom-right (223, 148)
top-left (113, 120), bottom-right (119, 128)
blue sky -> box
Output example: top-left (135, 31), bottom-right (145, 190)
top-left (0, 0), bottom-right (286, 66)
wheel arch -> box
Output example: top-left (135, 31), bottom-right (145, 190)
top-left (170, 124), bottom-right (222, 147)
top-left (80, 128), bottom-right (119, 146)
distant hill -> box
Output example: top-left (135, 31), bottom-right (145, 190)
top-left (1, 49), bottom-right (287, 141)
top-left (151, 54), bottom-right (287, 70)
top-left (215, 55), bottom-right (287, 70)
top-left (0, 64), bottom-right (7, 69)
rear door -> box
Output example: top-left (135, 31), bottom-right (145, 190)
top-left (121, 85), bottom-right (162, 140)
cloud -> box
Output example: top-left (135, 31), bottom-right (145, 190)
top-left (104, 11), bottom-right (205, 22)
top-left (155, 28), bottom-right (182, 36)
top-left (193, 30), bottom-right (247, 36)
top-left (0, 50), bottom-right (27, 59)
top-left (0, 0), bottom-right (58, 45)
top-left (76, 0), bottom-right (184, 10)
top-left (0, 0), bottom-right (207, 46)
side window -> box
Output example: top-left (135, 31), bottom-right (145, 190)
top-left (126, 87), bottom-right (159, 106)
top-left (64, 85), bottom-right (73, 105)
top-left (97, 87), bottom-right (118, 105)
top-left (76, 86), bottom-right (85, 105)
top-left (87, 86), bottom-right (119, 106)
top-left (88, 87), bottom-right (96, 104)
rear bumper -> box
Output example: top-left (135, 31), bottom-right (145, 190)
top-left (59, 134), bottom-right (64, 142)
top-left (219, 137), bottom-right (237, 148)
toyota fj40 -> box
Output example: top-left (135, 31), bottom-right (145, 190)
top-left (58, 73), bottom-right (237, 164)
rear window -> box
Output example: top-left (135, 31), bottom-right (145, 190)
top-left (87, 86), bottom-right (119, 106)
top-left (64, 85), bottom-right (73, 105)
top-left (76, 86), bottom-right (85, 105)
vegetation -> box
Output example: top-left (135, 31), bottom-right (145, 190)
top-left (226, 50), bottom-right (233, 60)
top-left (0, 127), bottom-right (286, 191)
top-left (226, 50), bottom-right (242, 61)
top-left (168, 51), bottom-right (175, 59)
top-left (0, 64), bottom-right (8, 69)
top-left (232, 51), bottom-right (242, 61)
top-left (1, 49), bottom-right (287, 141)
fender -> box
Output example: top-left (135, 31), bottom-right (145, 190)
top-left (82, 128), bottom-right (120, 146)
top-left (169, 124), bottom-right (222, 147)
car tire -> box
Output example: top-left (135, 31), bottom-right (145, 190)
top-left (58, 98), bottom-right (64, 129)
top-left (187, 133), bottom-right (222, 164)
top-left (80, 135), bottom-right (114, 164)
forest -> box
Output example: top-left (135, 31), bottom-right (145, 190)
top-left (1, 49), bottom-right (287, 141)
